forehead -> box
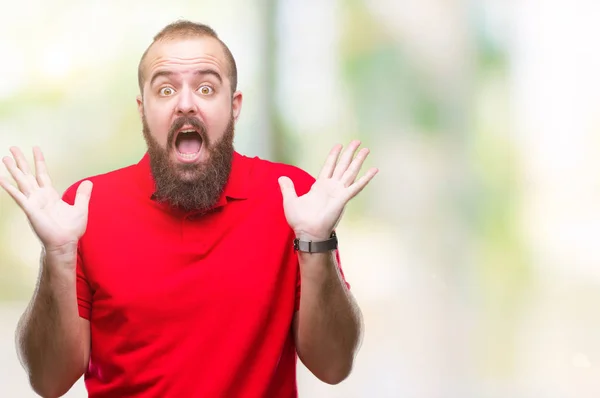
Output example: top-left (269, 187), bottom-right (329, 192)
top-left (142, 37), bottom-right (228, 80)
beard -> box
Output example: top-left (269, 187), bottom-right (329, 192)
top-left (141, 112), bottom-right (235, 212)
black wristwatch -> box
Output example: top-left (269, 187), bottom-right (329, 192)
top-left (293, 231), bottom-right (338, 253)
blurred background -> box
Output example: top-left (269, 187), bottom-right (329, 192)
top-left (1, 0), bottom-right (600, 396)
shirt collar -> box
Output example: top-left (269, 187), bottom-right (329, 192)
top-left (135, 151), bottom-right (250, 208)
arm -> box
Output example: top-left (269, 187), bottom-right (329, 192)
top-left (16, 246), bottom-right (91, 397)
top-left (278, 140), bottom-right (378, 385)
top-left (0, 146), bottom-right (93, 397)
top-left (293, 250), bottom-right (362, 384)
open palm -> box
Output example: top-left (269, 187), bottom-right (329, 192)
top-left (279, 140), bottom-right (378, 241)
top-left (0, 147), bottom-right (92, 253)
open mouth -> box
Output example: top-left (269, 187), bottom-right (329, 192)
top-left (174, 128), bottom-right (203, 161)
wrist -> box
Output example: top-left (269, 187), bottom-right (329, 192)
top-left (294, 231), bottom-right (338, 254)
top-left (44, 242), bottom-right (78, 258)
top-left (43, 244), bottom-right (78, 273)
top-left (294, 230), bottom-right (333, 242)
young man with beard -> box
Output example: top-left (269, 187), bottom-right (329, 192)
top-left (1, 20), bottom-right (378, 398)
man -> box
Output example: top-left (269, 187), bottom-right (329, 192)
top-left (0, 20), bottom-right (378, 397)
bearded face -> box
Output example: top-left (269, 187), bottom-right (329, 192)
top-left (136, 36), bottom-right (243, 211)
top-left (141, 112), bottom-right (235, 212)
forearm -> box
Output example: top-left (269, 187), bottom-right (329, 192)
top-left (16, 247), bottom-right (87, 397)
top-left (295, 250), bottom-right (362, 384)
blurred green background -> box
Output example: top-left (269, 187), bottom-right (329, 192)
top-left (2, 0), bottom-right (600, 397)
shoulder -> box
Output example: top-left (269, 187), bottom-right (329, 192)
top-left (243, 154), bottom-right (316, 197)
top-left (61, 162), bottom-right (138, 205)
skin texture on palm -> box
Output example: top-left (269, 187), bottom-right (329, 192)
top-left (0, 147), bottom-right (92, 256)
top-left (279, 140), bottom-right (378, 242)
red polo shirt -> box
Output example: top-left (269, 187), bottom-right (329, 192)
top-left (61, 151), bottom-right (349, 398)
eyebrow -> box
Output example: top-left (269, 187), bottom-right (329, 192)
top-left (149, 69), bottom-right (223, 87)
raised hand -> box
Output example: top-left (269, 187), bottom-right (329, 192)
top-left (278, 140), bottom-right (378, 241)
top-left (0, 147), bottom-right (93, 256)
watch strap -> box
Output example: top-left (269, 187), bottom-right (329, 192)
top-left (293, 231), bottom-right (338, 253)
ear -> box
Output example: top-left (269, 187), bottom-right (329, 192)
top-left (136, 95), bottom-right (144, 120)
top-left (136, 95), bottom-right (144, 118)
top-left (232, 90), bottom-right (243, 122)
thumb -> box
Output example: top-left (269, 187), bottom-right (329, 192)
top-left (74, 180), bottom-right (93, 211)
top-left (278, 176), bottom-right (297, 202)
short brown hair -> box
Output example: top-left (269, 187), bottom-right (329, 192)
top-left (137, 20), bottom-right (238, 94)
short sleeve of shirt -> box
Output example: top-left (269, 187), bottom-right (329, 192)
top-left (283, 167), bottom-right (351, 312)
top-left (61, 182), bottom-right (93, 320)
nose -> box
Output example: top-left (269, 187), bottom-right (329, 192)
top-left (175, 87), bottom-right (197, 115)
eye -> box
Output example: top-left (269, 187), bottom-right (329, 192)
top-left (199, 85), bottom-right (213, 95)
top-left (159, 87), bottom-right (174, 96)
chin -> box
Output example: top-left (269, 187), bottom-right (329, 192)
top-left (170, 158), bottom-right (204, 180)
top-left (178, 172), bottom-right (199, 183)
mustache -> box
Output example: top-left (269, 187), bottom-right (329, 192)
top-left (167, 116), bottom-right (208, 146)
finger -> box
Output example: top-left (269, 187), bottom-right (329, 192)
top-left (332, 140), bottom-right (361, 180)
top-left (340, 147), bottom-right (370, 187)
top-left (9, 147), bottom-right (38, 188)
top-left (9, 147), bottom-right (33, 176)
top-left (345, 167), bottom-right (378, 200)
top-left (74, 180), bottom-right (93, 211)
top-left (318, 144), bottom-right (343, 180)
top-left (33, 147), bottom-right (52, 187)
top-left (278, 176), bottom-right (298, 203)
top-left (0, 175), bottom-right (28, 209)
top-left (2, 156), bottom-right (33, 196)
